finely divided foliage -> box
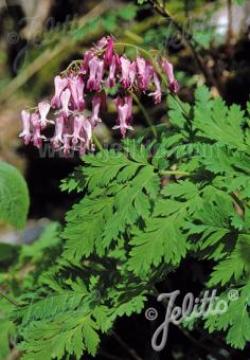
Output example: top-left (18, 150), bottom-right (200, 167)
top-left (0, 86), bottom-right (250, 358)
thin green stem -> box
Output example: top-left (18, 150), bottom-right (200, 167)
top-left (169, 94), bottom-right (189, 116)
top-left (148, 0), bottom-right (222, 94)
top-left (115, 42), bottom-right (154, 59)
top-left (0, 289), bottom-right (20, 307)
top-left (130, 91), bottom-right (157, 139)
top-left (61, 60), bottom-right (83, 74)
top-left (92, 134), bottom-right (103, 151)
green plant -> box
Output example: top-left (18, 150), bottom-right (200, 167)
top-left (0, 161), bottom-right (29, 229)
top-left (0, 86), bottom-right (249, 359)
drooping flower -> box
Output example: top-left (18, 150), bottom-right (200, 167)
top-left (104, 36), bottom-right (114, 66)
top-left (113, 96), bottom-right (134, 137)
top-left (161, 59), bottom-right (180, 93)
top-left (136, 57), bottom-right (146, 90)
top-left (136, 57), bottom-right (153, 91)
top-left (38, 101), bottom-right (52, 128)
top-left (82, 118), bottom-right (92, 150)
top-left (90, 94), bottom-right (104, 126)
top-left (51, 76), bottom-right (68, 108)
top-left (129, 61), bottom-right (137, 88)
top-left (96, 37), bottom-right (108, 50)
top-left (58, 122), bottom-right (73, 155)
top-left (31, 113), bottom-right (45, 148)
top-left (52, 115), bottom-right (65, 147)
top-left (71, 115), bottom-right (86, 146)
top-left (20, 36), bottom-right (181, 156)
top-left (87, 57), bottom-right (104, 91)
top-left (96, 59), bottom-right (104, 91)
top-left (19, 110), bottom-right (32, 145)
top-left (60, 89), bottom-right (71, 117)
top-left (82, 50), bottom-right (94, 74)
top-left (62, 134), bottom-right (71, 156)
top-left (149, 73), bottom-right (162, 104)
top-left (107, 54), bottom-right (117, 88)
top-left (120, 56), bottom-right (131, 89)
top-left (68, 75), bottom-right (85, 111)
top-left (124, 95), bottom-right (133, 124)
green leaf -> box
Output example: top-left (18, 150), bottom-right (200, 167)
top-left (0, 320), bottom-right (15, 359)
top-left (0, 161), bottom-right (29, 229)
top-left (204, 283), bottom-right (250, 349)
top-left (20, 223), bottom-right (60, 263)
top-left (128, 215), bottom-right (188, 276)
top-left (118, 4), bottom-right (137, 21)
top-left (20, 311), bottom-right (100, 359)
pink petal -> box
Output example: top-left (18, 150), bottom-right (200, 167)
top-left (38, 101), bottom-right (51, 127)
top-left (51, 76), bottom-right (68, 108)
top-left (113, 97), bottom-right (134, 137)
top-left (91, 95), bottom-right (103, 126)
top-left (104, 36), bottom-right (114, 65)
top-left (148, 73), bottom-right (162, 104)
top-left (162, 59), bottom-right (180, 93)
top-left (52, 115), bottom-right (65, 147)
top-left (87, 57), bottom-right (104, 91)
top-left (82, 119), bottom-right (93, 149)
top-left (72, 115), bottom-right (86, 145)
top-left (68, 75), bottom-right (85, 111)
top-left (60, 89), bottom-right (71, 117)
top-left (107, 55), bottom-right (117, 88)
top-left (19, 110), bottom-right (32, 145)
top-left (120, 56), bottom-right (131, 89)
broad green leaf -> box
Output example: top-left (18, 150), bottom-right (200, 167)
top-left (0, 161), bottom-right (29, 229)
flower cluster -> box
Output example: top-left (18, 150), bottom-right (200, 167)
top-left (20, 36), bottom-right (179, 155)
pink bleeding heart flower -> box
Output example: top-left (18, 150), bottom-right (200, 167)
top-left (51, 76), bottom-right (68, 108)
top-left (136, 57), bottom-right (153, 91)
top-left (96, 36), bottom-right (108, 49)
top-left (129, 61), bottom-right (137, 88)
top-left (60, 89), bottom-right (71, 117)
top-left (96, 61), bottom-right (104, 90)
top-left (91, 94), bottom-right (105, 126)
top-left (87, 57), bottom-right (104, 92)
top-left (62, 135), bottom-right (71, 155)
top-left (30, 112), bottom-right (40, 129)
top-left (161, 59), bottom-right (180, 93)
top-left (58, 122), bottom-right (73, 155)
top-left (120, 56), bottom-right (132, 89)
top-left (136, 57), bottom-right (146, 89)
top-left (38, 101), bottom-right (52, 128)
top-left (68, 75), bottom-right (85, 111)
top-left (82, 50), bottom-right (94, 74)
top-left (52, 115), bottom-right (65, 147)
top-left (104, 36), bottom-right (114, 66)
top-left (71, 115), bottom-right (86, 146)
top-left (113, 96), bottom-right (134, 137)
top-left (107, 54), bottom-right (118, 88)
top-left (82, 118), bottom-right (93, 149)
top-left (31, 113), bottom-right (45, 148)
top-left (20, 110), bottom-right (32, 145)
top-left (149, 73), bottom-right (162, 104)
top-left (124, 95), bottom-right (133, 124)
top-left (19, 37), bottom-right (181, 156)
